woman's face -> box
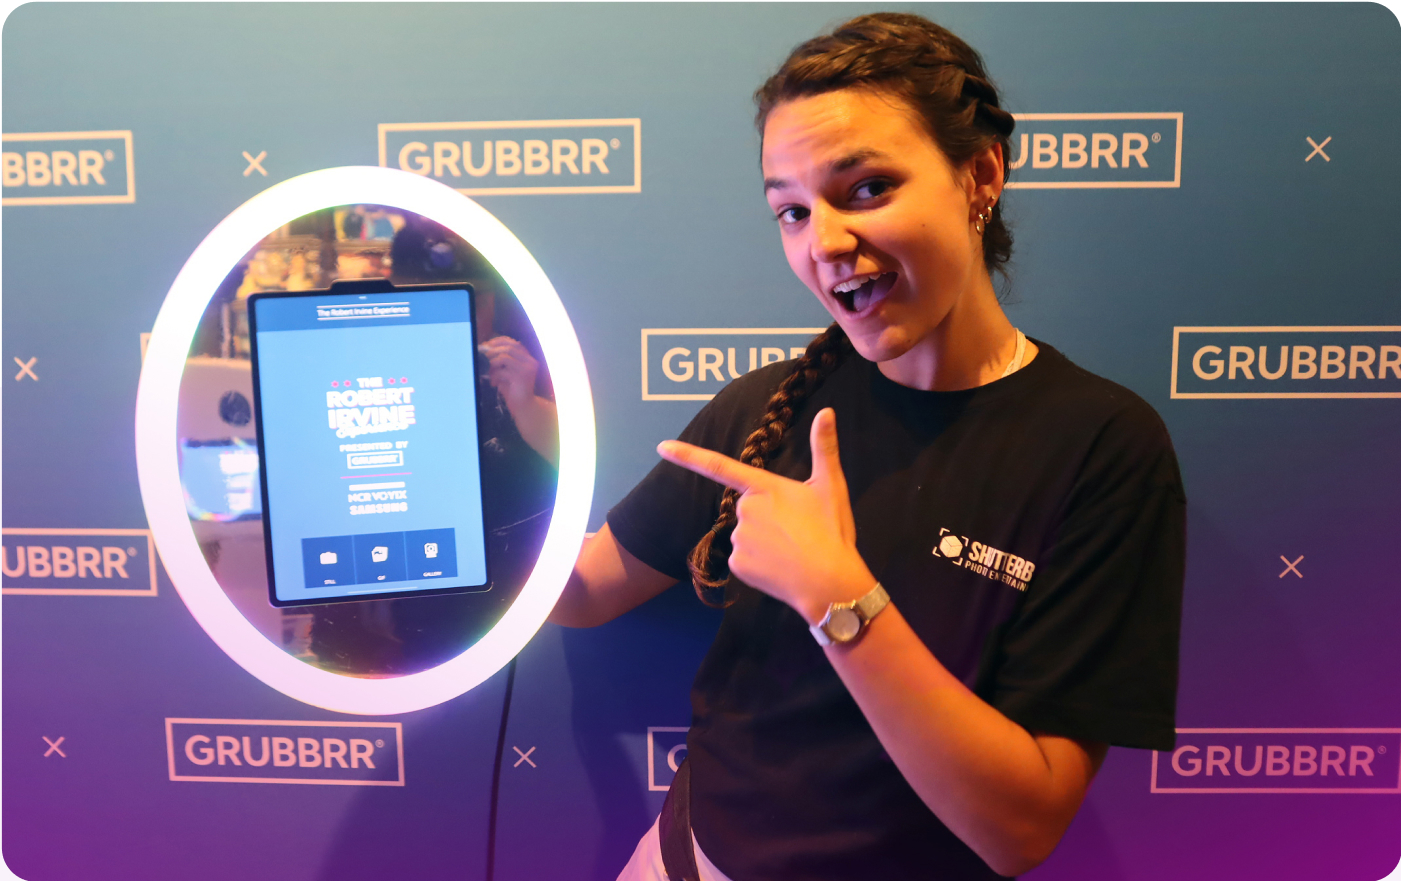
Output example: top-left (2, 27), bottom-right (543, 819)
top-left (761, 88), bottom-right (993, 365)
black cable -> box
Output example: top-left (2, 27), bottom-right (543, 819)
top-left (485, 656), bottom-right (518, 881)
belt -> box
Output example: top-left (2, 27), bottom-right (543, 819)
top-left (659, 757), bottom-right (701, 881)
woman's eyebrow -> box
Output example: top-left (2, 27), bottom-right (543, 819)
top-left (764, 148), bottom-right (892, 193)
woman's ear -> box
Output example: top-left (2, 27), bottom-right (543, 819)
top-left (966, 142), bottom-right (1005, 208)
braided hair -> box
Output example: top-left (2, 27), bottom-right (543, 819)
top-left (686, 14), bottom-right (1015, 605)
top-left (687, 323), bottom-right (853, 606)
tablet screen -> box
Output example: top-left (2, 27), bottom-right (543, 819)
top-left (249, 287), bottom-right (489, 606)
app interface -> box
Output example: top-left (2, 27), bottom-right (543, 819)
top-left (252, 289), bottom-right (488, 604)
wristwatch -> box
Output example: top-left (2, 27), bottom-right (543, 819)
top-left (809, 582), bottom-right (890, 646)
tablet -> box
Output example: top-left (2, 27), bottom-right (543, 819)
top-left (248, 282), bottom-right (490, 607)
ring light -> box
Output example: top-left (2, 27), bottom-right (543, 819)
top-left (135, 166), bottom-right (595, 715)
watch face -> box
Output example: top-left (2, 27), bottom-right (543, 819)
top-left (827, 608), bottom-right (862, 642)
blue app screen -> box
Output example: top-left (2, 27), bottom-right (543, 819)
top-left (252, 289), bottom-right (489, 604)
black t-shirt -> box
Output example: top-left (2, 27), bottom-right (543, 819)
top-left (607, 341), bottom-right (1185, 881)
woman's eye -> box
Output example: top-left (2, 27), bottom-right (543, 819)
top-left (853, 179), bottom-right (892, 201)
top-left (776, 206), bottom-right (809, 224)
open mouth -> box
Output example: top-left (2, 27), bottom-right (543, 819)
top-left (832, 272), bottom-right (898, 314)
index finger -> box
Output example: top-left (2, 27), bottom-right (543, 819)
top-left (657, 440), bottom-right (770, 494)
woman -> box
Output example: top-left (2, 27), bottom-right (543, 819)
top-left (550, 13), bottom-right (1184, 880)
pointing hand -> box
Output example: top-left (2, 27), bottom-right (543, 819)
top-left (658, 408), bottom-right (876, 623)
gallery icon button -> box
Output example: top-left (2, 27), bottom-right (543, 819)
top-left (405, 528), bottom-right (457, 579)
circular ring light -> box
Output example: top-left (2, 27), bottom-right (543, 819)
top-left (136, 166), bottom-right (595, 715)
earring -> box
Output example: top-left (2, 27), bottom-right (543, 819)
top-left (974, 205), bottom-right (992, 235)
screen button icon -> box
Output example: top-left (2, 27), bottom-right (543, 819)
top-left (353, 532), bottom-right (407, 584)
top-left (301, 536), bottom-right (356, 588)
top-left (405, 528), bottom-right (457, 580)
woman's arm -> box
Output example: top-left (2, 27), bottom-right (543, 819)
top-left (479, 336), bottom-right (560, 466)
top-left (659, 408), bottom-right (1106, 876)
top-left (824, 604), bottom-right (1106, 876)
top-left (549, 523), bottom-right (678, 628)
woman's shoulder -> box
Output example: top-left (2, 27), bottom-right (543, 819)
top-left (1031, 342), bottom-right (1170, 440)
top-left (1029, 342), bottom-right (1183, 499)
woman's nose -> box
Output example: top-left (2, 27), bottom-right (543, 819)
top-left (808, 204), bottom-right (857, 263)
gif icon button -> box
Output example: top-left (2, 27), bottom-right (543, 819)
top-left (648, 727), bottom-right (688, 791)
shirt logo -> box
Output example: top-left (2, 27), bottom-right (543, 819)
top-left (932, 528), bottom-right (1036, 592)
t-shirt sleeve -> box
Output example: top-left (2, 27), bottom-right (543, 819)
top-left (986, 401), bottom-right (1186, 752)
top-left (606, 367), bottom-right (786, 581)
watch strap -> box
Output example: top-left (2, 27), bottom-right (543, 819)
top-left (809, 582), bottom-right (890, 646)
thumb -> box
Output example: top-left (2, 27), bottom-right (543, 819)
top-left (808, 408), bottom-right (847, 492)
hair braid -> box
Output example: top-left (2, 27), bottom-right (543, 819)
top-left (686, 323), bottom-right (852, 606)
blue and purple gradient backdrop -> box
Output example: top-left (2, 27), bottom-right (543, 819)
top-left (3, 4), bottom-right (1399, 880)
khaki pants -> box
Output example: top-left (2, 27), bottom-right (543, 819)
top-left (615, 815), bottom-right (734, 881)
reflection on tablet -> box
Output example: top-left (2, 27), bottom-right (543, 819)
top-left (250, 285), bottom-right (491, 607)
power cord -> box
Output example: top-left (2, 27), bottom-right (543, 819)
top-left (485, 656), bottom-right (518, 881)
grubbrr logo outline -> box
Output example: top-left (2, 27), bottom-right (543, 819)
top-left (640, 327), bottom-right (827, 401)
top-left (1005, 113), bottom-right (1182, 189)
top-left (647, 726), bottom-right (688, 792)
top-left (1171, 326), bottom-right (1401, 399)
top-left (1, 528), bottom-right (158, 597)
top-left (378, 118), bottom-right (640, 195)
top-left (165, 718), bottom-right (405, 786)
top-left (2, 130), bottom-right (136, 205)
top-left (1152, 729), bottom-right (1401, 794)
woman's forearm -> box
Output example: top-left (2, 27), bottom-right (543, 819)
top-left (503, 393), bottom-right (559, 466)
top-left (821, 602), bottom-right (1105, 877)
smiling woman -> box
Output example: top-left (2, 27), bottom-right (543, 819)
top-left (550, 12), bottom-right (1186, 881)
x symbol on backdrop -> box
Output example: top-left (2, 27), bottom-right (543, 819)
top-left (242, 151), bottom-right (268, 177)
top-left (1305, 137), bottom-right (1331, 162)
top-left (13, 357), bottom-right (38, 381)
top-left (42, 736), bottom-right (66, 758)
top-left (1279, 555), bottom-right (1304, 579)
top-left (512, 746), bottom-right (537, 768)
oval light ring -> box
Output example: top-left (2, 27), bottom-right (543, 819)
top-left (135, 166), bottom-right (595, 715)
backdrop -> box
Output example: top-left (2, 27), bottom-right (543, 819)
top-left (3, 4), bottom-right (1400, 880)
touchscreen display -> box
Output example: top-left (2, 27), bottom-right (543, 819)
top-left (250, 287), bottom-right (489, 606)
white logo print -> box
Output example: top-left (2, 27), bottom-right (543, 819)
top-left (932, 528), bottom-right (1036, 592)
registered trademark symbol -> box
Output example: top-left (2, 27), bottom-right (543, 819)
top-left (375, 739), bottom-right (384, 748)
top-left (104, 150), bottom-right (114, 161)
top-left (1380, 745), bottom-right (1388, 754)
top-left (127, 547), bottom-right (137, 556)
top-left (1151, 133), bottom-right (1161, 143)
top-left (610, 138), bottom-right (621, 149)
